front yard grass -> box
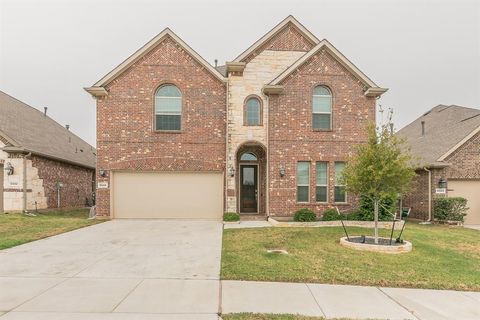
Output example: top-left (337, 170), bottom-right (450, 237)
top-left (0, 208), bottom-right (104, 250)
top-left (221, 223), bottom-right (480, 291)
top-left (222, 314), bottom-right (327, 320)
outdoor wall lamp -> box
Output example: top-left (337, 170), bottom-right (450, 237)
top-left (99, 169), bottom-right (107, 177)
top-left (438, 178), bottom-right (447, 189)
top-left (4, 162), bottom-right (14, 175)
top-left (228, 166), bottom-right (235, 177)
top-left (279, 165), bottom-right (286, 177)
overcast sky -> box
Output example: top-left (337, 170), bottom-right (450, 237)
top-left (1, 0), bottom-right (479, 146)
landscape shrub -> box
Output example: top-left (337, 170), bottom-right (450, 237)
top-left (223, 212), bottom-right (240, 222)
top-left (293, 208), bottom-right (317, 222)
top-left (321, 208), bottom-right (342, 221)
top-left (434, 197), bottom-right (468, 222)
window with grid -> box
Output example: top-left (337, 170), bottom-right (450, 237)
top-left (155, 84), bottom-right (182, 131)
top-left (297, 162), bottom-right (310, 202)
top-left (334, 161), bottom-right (346, 202)
top-left (316, 162), bottom-right (328, 202)
top-left (245, 97), bottom-right (261, 126)
top-left (312, 86), bottom-right (332, 130)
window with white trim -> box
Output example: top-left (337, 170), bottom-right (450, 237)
top-left (297, 162), bottom-right (310, 202)
top-left (312, 86), bottom-right (332, 130)
top-left (316, 161), bottom-right (328, 202)
top-left (155, 84), bottom-right (182, 131)
top-left (334, 161), bottom-right (346, 202)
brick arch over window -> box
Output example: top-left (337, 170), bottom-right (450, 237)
top-left (243, 95), bottom-right (263, 126)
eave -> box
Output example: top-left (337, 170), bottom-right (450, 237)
top-left (84, 87), bottom-right (108, 98)
top-left (364, 87), bottom-right (388, 98)
top-left (262, 85), bottom-right (284, 95)
top-left (226, 62), bottom-right (246, 73)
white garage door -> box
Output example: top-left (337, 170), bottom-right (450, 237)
top-left (448, 180), bottom-right (480, 225)
top-left (112, 171), bottom-right (223, 219)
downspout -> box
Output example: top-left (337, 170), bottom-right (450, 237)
top-left (423, 167), bottom-right (432, 222)
top-left (265, 94), bottom-right (270, 218)
top-left (23, 152), bottom-right (32, 212)
top-left (225, 78), bottom-right (230, 215)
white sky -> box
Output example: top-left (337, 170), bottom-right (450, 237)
top-left (1, 0), bottom-right (479, 146)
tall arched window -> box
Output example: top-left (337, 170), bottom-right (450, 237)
top-left (244, 97), bottom-right (262, 126)
top-left (312, 86), bottom-right (332, 130)
top-left (155, 84), bottom-right (182, 131)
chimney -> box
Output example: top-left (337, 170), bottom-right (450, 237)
top-left (214, 59), bottom-right (218, 68)
top-left (44, 107), bottom-right (48, 116)
top-left (65, 124), bottom-right (70, 130)
top-left (421, 121), bottom-right (425, 136)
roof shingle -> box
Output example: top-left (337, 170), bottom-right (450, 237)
top-left (0, 91), bottom-right (95, 169)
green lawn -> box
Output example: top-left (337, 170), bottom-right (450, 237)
top-left (222, 314), bottom-right (326, 320)
top-left (222, 223), bottom-right (480, 291)
top-left (0, 209), bottom-right (104, 250)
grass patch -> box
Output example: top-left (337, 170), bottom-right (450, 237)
top-left (222, 223), bottom-right (480, 291)
top-left (0, 209), bottom-right (104, 250)
top-left (222, 314), bottom-right (326, 320)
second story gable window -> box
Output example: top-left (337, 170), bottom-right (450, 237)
top-left (312, 86), bottom-right (332, 130)
top-left (244, 97), bottom-right (262, 126)
top-left (155, 84), bottom-right (182, 131)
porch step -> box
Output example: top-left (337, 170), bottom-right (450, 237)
top-left (240, 214), bottom-right (268, 221)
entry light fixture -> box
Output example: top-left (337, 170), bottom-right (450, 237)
top-left (4, 162), bottom-right (14, 175)
top-left (228, 166), bottom-right (235, 177)
top-left (99, 169), bottom-right (107, 177)
top-left (279, 165), bottom-right (286, 177)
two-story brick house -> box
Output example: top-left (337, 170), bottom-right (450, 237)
top-left (85, 16), bottom-right (387, 219)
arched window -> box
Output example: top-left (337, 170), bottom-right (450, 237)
top-left (240, 152), bottom-right (258, 161)
top-left (155, 84), bottom-right (182, 131)
top-left (244, 97), bottom-right (262, 126)
top-left (312, 86), bottom-right (332, 130)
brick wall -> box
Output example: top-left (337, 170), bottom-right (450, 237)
top-left (31, 155), bottom-right (94, 208)
top-left (268, 49), bottom-right (376, 216)
top-left (403, 131), bottom-right (480, 219)
top-left (96, 35), bottom-right (227, 216)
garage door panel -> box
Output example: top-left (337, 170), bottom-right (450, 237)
top-left (112, 172), bottom-right (223, 219)
top-left (448, 180), bottom-right (480, 225)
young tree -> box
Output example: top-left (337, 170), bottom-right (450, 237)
top-left (341, 108), bottom-right (415, 244)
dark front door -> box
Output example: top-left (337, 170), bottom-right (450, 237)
top-left (240, 165), bottom-right (258, 213)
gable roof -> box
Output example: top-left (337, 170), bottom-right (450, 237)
top-left (269, 39), bottom-right (387, 96)
top-left (397, 104), bottom-right (480, 167)
top-left (233, 15), bottom-right (320, 63)
top-left (85, 28), bottom-right (226, 96)
top-left (0, 91), bottom-right (96, 169)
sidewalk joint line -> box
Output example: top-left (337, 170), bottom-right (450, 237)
top-left (305, 283), bottom-right (326, 317)
top-left (377, 287), bottom-right (421, 320)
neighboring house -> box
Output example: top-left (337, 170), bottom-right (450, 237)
top-left (85, 16), bottom-right (387, 219)
top-left (0, 91), bottom-right (96, 212)
top-left (398, 105), bottom-right (480, 225)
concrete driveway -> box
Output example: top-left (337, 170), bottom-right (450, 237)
top-left (0, 219), bottom-right (223, 319)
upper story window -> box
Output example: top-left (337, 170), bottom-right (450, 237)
top-left (155, 84), bottom-right (182, 131)
top-left (312, 86), bottom-right (332, 130)
top-left (244, 97), bottom-right (262, 126)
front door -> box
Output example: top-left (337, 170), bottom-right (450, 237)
top-left (240, 165), bottom-right (258, 213)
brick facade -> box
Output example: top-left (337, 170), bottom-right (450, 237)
top-left (95, 35), bottom-right (227, 216)
top-left (268, 49), bottom-right (376, 216)
top-left (90, 18), bottom-right (383, 218)
top-left (31, 155), bottom-right (94, 208)
top-left (403, 131), bottom-right (480, 220)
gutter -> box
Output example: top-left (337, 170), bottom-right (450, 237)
top-left (23, 152), bottom-right (32, 212)
top-left (423, 167), bottom-right (432, 222)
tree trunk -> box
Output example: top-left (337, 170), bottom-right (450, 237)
top-left (374, 199), bottom-right (379, 244)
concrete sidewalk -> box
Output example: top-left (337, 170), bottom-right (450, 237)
top-left (221, 280), bottom-right (480, 320)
